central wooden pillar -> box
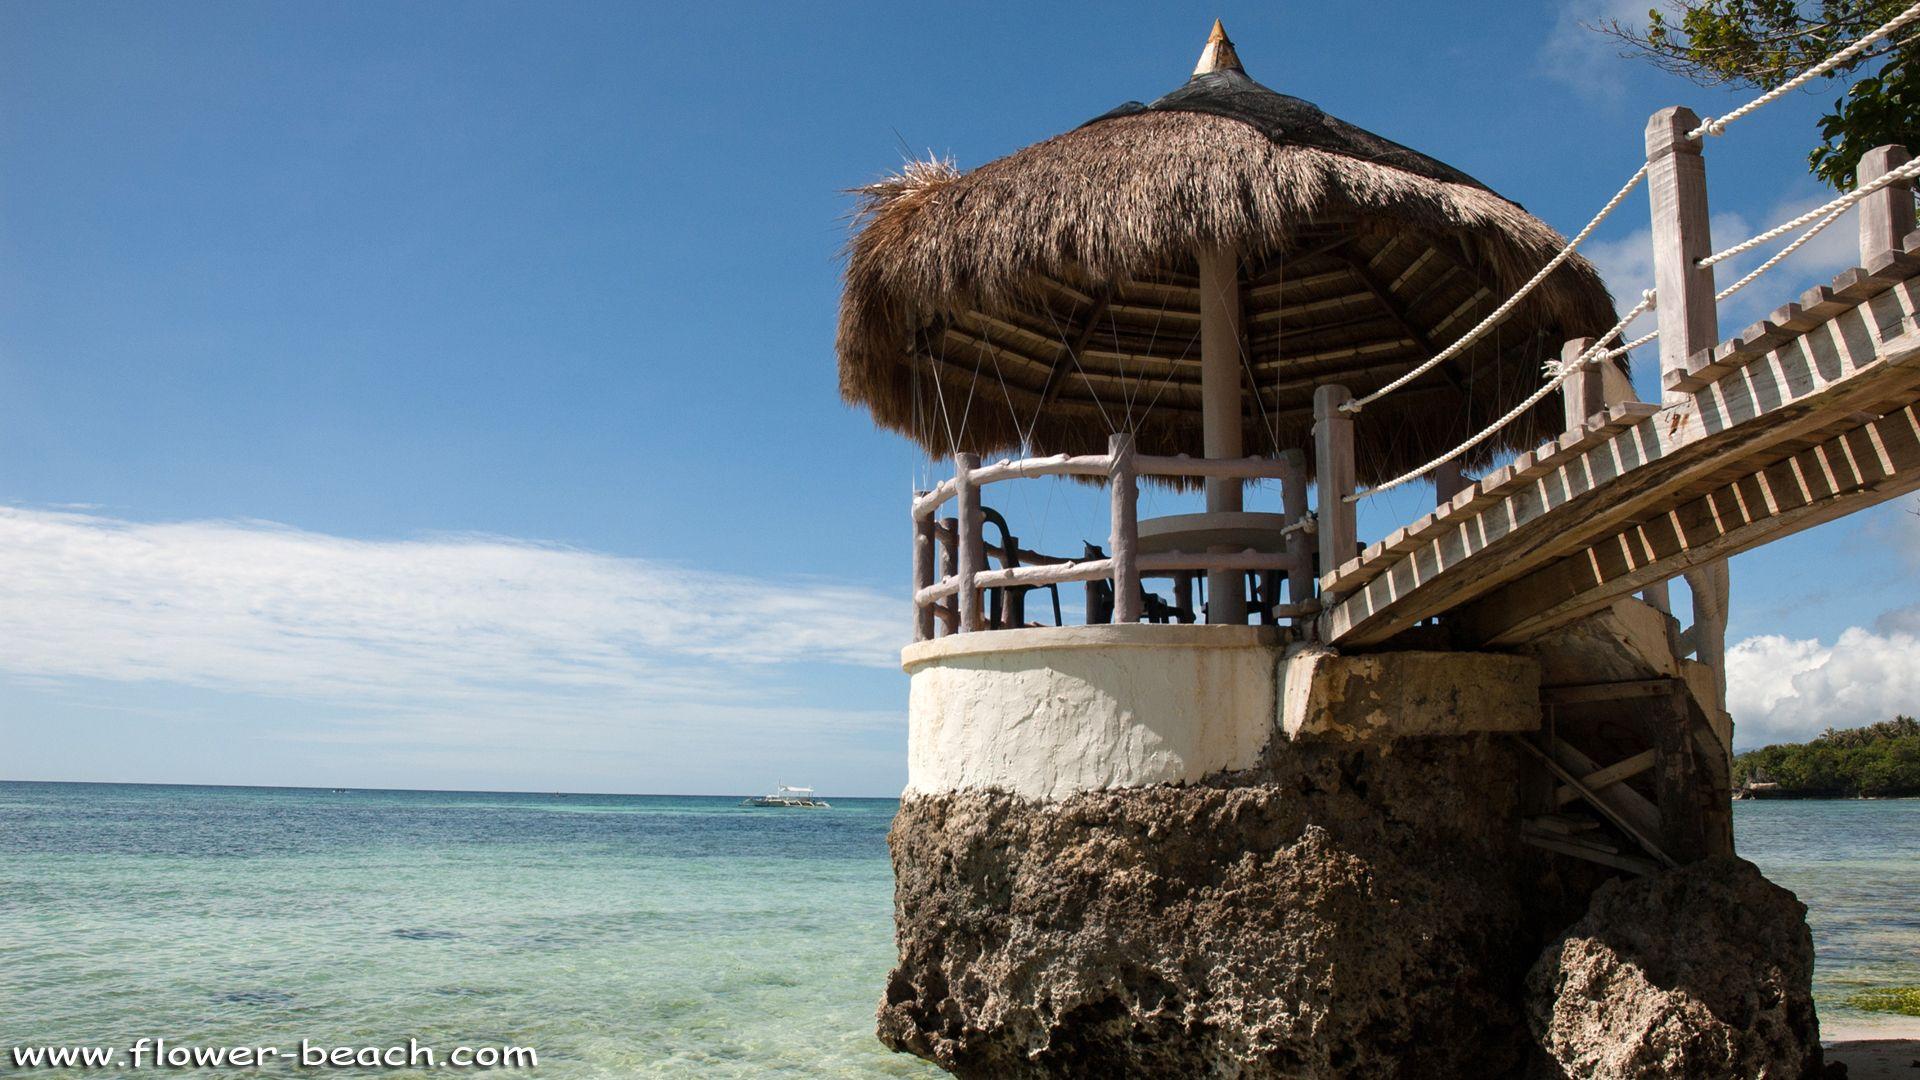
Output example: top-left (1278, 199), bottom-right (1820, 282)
top-left (1197, 245), bottom-right (1247, 623)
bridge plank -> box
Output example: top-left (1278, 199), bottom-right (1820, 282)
top-left (1323, 278), bottom-right (1920, 645)
top-left (1463, 403), bottom-right (1920, 644)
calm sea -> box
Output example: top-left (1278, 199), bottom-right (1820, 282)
top-left (1, 784), bottom-right (1914, 1077)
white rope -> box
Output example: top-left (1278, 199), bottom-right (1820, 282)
top-left (1336, 2), bottom-right (1920, 420)
top-left (1350, 290), bottom-right (1658, 501)
top-left (1689, 1), bottom-right (1920, 140)
top-left (1613, 328), bottom-right (1658, 357)
top-left (1719, 203), bottom-right (1853, 304)
top-left (1702, 153), bottom-right (1920, 268)
top-left (1341, 163), bottom-right (1650, 414)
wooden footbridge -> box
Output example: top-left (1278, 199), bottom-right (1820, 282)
top-left (1320, 176), bottom-right (1920, 652)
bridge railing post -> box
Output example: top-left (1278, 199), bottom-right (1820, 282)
top-left (912, 495), bottom-right (936, 642)
top-left (1313, 385), bottom-right (1356, 600)
top-left (1859, 143), bottom-right (1915, 263)
top-left (1645, 106), bottom-right (1719, 407)
top-left (1559, 335), bottom-right (1672, 614)
top-left (1557, 337), bottom-right (1608, 434)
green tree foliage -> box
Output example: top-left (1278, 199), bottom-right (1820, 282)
top-left (1600, 1), bottom-right (1920, 188)
top-left (1734, 714), bottom-right (1920, 795)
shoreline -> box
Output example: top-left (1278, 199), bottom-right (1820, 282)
top-left (1822, 1013), bottom-right (1920, 1080)
top-left (1824, 1014), bottom-right (1920, 1043)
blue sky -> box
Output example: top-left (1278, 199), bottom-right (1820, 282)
top-left (3, 1), bottom-right (1917, 795)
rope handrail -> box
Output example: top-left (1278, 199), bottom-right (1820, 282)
top-left (1348, 290), bottom-right (1658, 502)
top-left (1688, 1), bottom-right (1920, 140)
top-left (1341, 1), bottom-right (1920, 418)
top-left (1701, 153), bottom-right (1920, 270)
top-left (1340, 163), bottom-right (1650, 415)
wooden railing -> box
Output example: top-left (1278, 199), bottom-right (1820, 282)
top-left (910, 434), bottom-right (1316, 640)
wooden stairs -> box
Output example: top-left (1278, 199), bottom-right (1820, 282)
top-left (1514, 597), bottom-right (1734, 875)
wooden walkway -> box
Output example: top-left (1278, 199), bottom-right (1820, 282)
top-left (1321, 240), bottom-right (1920, 647)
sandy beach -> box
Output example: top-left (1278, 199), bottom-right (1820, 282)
top-left (1826, 1015), bottom-right (1920, 1079)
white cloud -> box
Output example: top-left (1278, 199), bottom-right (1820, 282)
top-left (0, 505), bottom-right (904, 729)
top-left (1584, 196), bottom-right (1863, 371)
top-left (1726, 624), bottom-right (1920, 747)
top-left (1540, 0), bottom-right (1652, 102)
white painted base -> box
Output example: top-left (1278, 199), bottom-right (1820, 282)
top-left (903, 626), bottom-right (1546, 800)
top-left (902, 625), bottom-right (1281, 800)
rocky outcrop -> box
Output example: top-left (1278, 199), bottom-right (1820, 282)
top-left (880, 737), bottom-right (1606, 1078)
top-left (1525, 856), bottom-right (1823, 1079)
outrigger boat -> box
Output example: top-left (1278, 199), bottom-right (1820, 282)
top-left (741, 785), bottom-right (830, 808)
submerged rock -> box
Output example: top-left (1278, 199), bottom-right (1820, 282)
top-left (1525, 856), bottom-right (1823, 1079)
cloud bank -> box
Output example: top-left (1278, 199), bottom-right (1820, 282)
top-left (0, 506), bottom-right (904, 744)
top-left (1727, 621), bottom-right (1920, 747)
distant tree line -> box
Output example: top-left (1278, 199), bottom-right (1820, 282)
top-left (1734, 716), bottom-right (1920, 797)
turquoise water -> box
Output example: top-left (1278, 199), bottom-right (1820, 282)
top-left (1, 785), bottom-right (1913, 1077)
top-left (1734, 798), bottom-right (1920, 1031)
top-left (0, 783), bottom-right (938, 1078)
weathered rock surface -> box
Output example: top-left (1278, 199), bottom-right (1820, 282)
top-left (880, 738), bottom-right (1606, 1078)
top-left (1525, 856), bottom-right (1823, 1079)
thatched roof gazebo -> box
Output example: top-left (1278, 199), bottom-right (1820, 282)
top-left (838, 22), bottom-right (1618, 485)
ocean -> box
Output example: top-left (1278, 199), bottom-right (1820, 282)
top-left (1, 783), bottom-right (1914, 1077)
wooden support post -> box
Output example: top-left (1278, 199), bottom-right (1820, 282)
top-left (1198, 244), bottom-right (1247, 623)
top-left (1642, 579), bottom-right (1672, 614)
top-left (1002, 535), bottom-right (1025, 629)
top-left (1173, 574), bottom-right (1194, 624)
top-left (1686, 559), bottom-right (1730, 708)
top-left (1432, 460), bottom-right (1465, 506)
top-left (1280, 448), bottom-right (1311, 609)
top-left (1109, 433), bottom-right (1141, 624)
top-left (1559, 337), bottom-right (1596, 434)
top-left (954, 453), bottom-right (984, 633)
top-left (1859, 144), bottom-right (1915, 263)
top-left (937, 521), bottom-right (958, 635)
top-left (1557, 336), bottom-right (1637, 435)
top-left (912, 498), bottom-right (936, 642)
top-left (1645, 106), bottom-right (1719, 408)
top-left (1653, 686), bottom-right (1709, 863)
top-left (1314, 385), bottom-right (1357, 597)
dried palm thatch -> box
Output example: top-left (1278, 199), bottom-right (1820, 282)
top-left (837, 48), bottom-right (1623, 488)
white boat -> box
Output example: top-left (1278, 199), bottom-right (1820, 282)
top-left (740, 785), bottom-right (831, 808)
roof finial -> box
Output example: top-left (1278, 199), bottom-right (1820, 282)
top-left (1193, 19), bottom-right (1244, 77)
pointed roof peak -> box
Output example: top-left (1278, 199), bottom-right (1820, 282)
top-left (1193, 19), bottom-right (1244, 77)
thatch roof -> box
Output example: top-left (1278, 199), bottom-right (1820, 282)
top-left (837, 27), bottom-right (1620, 484)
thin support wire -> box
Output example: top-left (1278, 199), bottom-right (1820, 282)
top-left (1343, 162), bottom-right (1650, 414)
top-left (1350, 290), bottom-right (1658, 502)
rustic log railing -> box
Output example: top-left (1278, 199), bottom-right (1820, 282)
top-left (910, 438), bottom-right (1316, 640)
